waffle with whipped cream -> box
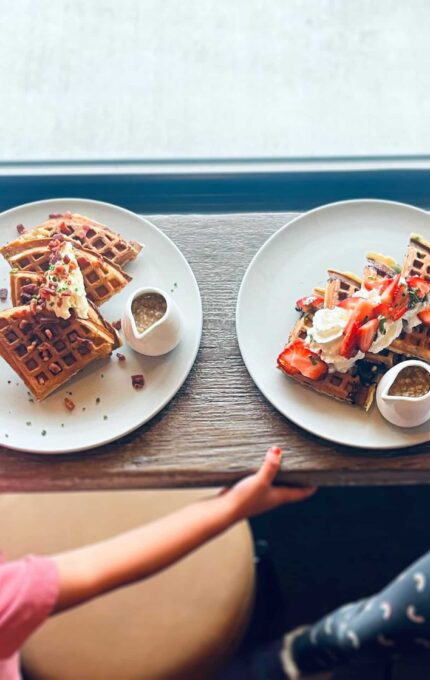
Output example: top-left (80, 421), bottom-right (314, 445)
top-left (1, 212), bottom-right (142, 269)
top-left (286, 292), bottom-right (378, 410)
top-left (8, 238), bottom-right (131, 308)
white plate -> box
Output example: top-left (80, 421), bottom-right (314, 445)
top-left (236, 199), bottom-right (430, 450)
top-left (0, 198), bottom-right (202, 454)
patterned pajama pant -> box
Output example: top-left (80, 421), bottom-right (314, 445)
top-left (290, 551), bottom-right (430, 675)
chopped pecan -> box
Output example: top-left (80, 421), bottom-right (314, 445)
top-left (16, 224), bottom-right (26, 235)
top-left (0, 289), bottom-right (7, 301)
top-left (112, 319), bottom-right (122, 330)
top-left (117, 352), bottom-right (126, 362)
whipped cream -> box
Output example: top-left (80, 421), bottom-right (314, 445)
top-left (369, 318), bottom-right (402, 353)
top-left (306, 306), bottom-right (364, 372)
top-left (310, 307), bottom-right (350, 343)
top-left (352, 287), bottom-right (381, 304)
top-left (45, 242), bottom-right (90, 320)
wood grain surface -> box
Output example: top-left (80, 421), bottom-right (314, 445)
top-left (2, 212), bottom-right (430, 492)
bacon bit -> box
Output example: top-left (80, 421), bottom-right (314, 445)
top-left (22, 283), bottom-right (38, 294)
top-left (54, 264), bottom-right (65, 276)
top-left (49, 362), bottom-right (62, 375)
top-left (117, 352), bottom-right (126, 361)
top-left (59, 222), bottom-right (72, 235)
top-left (44, 328), bottom-right (53, 340)
top-left (49, 213), bottom-right (63, 219)
top-left (75, 226), bottom-right (89, 240)
top-left (0, 289), bottom-right (7, 301)
top-left (131, 374), bottom-right (144, 389)
top-left (63, 254), bottom-right (70, 264)
top-left (16, 224), bottom-right (26, 235)
top-left (77, 256), bottom-right (89, 268)
top-left (39, 287), bottom-right (54, 300)
top-left (77, 338), bottom-right (93, 349)
top-left (52, 233), bottom-right (65, 242)
top-left (69, 261), bottom-right (77, 271)
top-left (112, 319), bottom-right (122, 330)
top-left (64, 397), bottom-right (75, 411)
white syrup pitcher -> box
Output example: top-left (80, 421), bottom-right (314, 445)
top-left (122, 287), bottom-right (182, 356)
top-left (376, 360), bottom-right (430, 427)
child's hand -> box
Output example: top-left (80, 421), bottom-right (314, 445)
top-left (225, 447), bottom-right (316, 521)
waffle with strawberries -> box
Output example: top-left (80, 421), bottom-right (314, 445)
top-left (285, 293), bottom-right (378, 410)
top-left (277, 235), bottom-right (430, 410)
top-left (389, 234), bottom-right (430, 361)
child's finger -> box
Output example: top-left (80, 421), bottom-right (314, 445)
top-left (257, 446), bottom-right (283, 484)
top-left (272, 485), bottom-right (317, 504)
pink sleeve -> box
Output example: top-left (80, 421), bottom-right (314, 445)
top-left (0, 555), bottom-right (59, 659)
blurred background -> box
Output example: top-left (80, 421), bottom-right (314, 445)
top-left (1, 0), bottom-right (429, 162)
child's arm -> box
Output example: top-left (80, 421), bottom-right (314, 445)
top-left (52, 447), bottom-right (315, 613)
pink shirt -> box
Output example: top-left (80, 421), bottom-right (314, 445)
top-left (0, 554), bottom-right (59, 680)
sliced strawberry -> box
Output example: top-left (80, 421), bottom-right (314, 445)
top-left (339, 320), bottom-right (360, 359)
top-left (295, 295), bottom-right (324, 314)
top-left (407, 276), bottom-right (430, 300)
top-left (418, 309), bottom-right (430, 325)
top-left (363, 272), bottom-right (384, 291)
top-left (379, 274), bottom-right (408, 320)
top-left (357, 318), bottom-right (378, 353)
top-left (277, 340), bottom-right (328, 380)
top-left (338, 297), bottom-right (361, 311)
top-left (342, 298), bottom-right (376, 334)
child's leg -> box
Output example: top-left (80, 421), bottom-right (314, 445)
top-left (284, 550), bottom-right (430, 676)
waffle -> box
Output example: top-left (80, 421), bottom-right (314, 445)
top-left (0, 304), bottom-right (120, 400)
top-left (364, 251), bottom-right (399, 280)
top-left (1, 213), bottom-right (142, 269)
top-left (5, 239), bottom-right (131, 307)
top-left (388, 234), bottom-right (430, 361)
top-left (324, 269), bottom-right (361, 308)
top-left (9, 272), bottom-right (44, 307)
top-left (286, 311), bottom-right (376, 410)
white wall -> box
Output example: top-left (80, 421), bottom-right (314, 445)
top-left (1, 0), bottom-right (429, 161)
